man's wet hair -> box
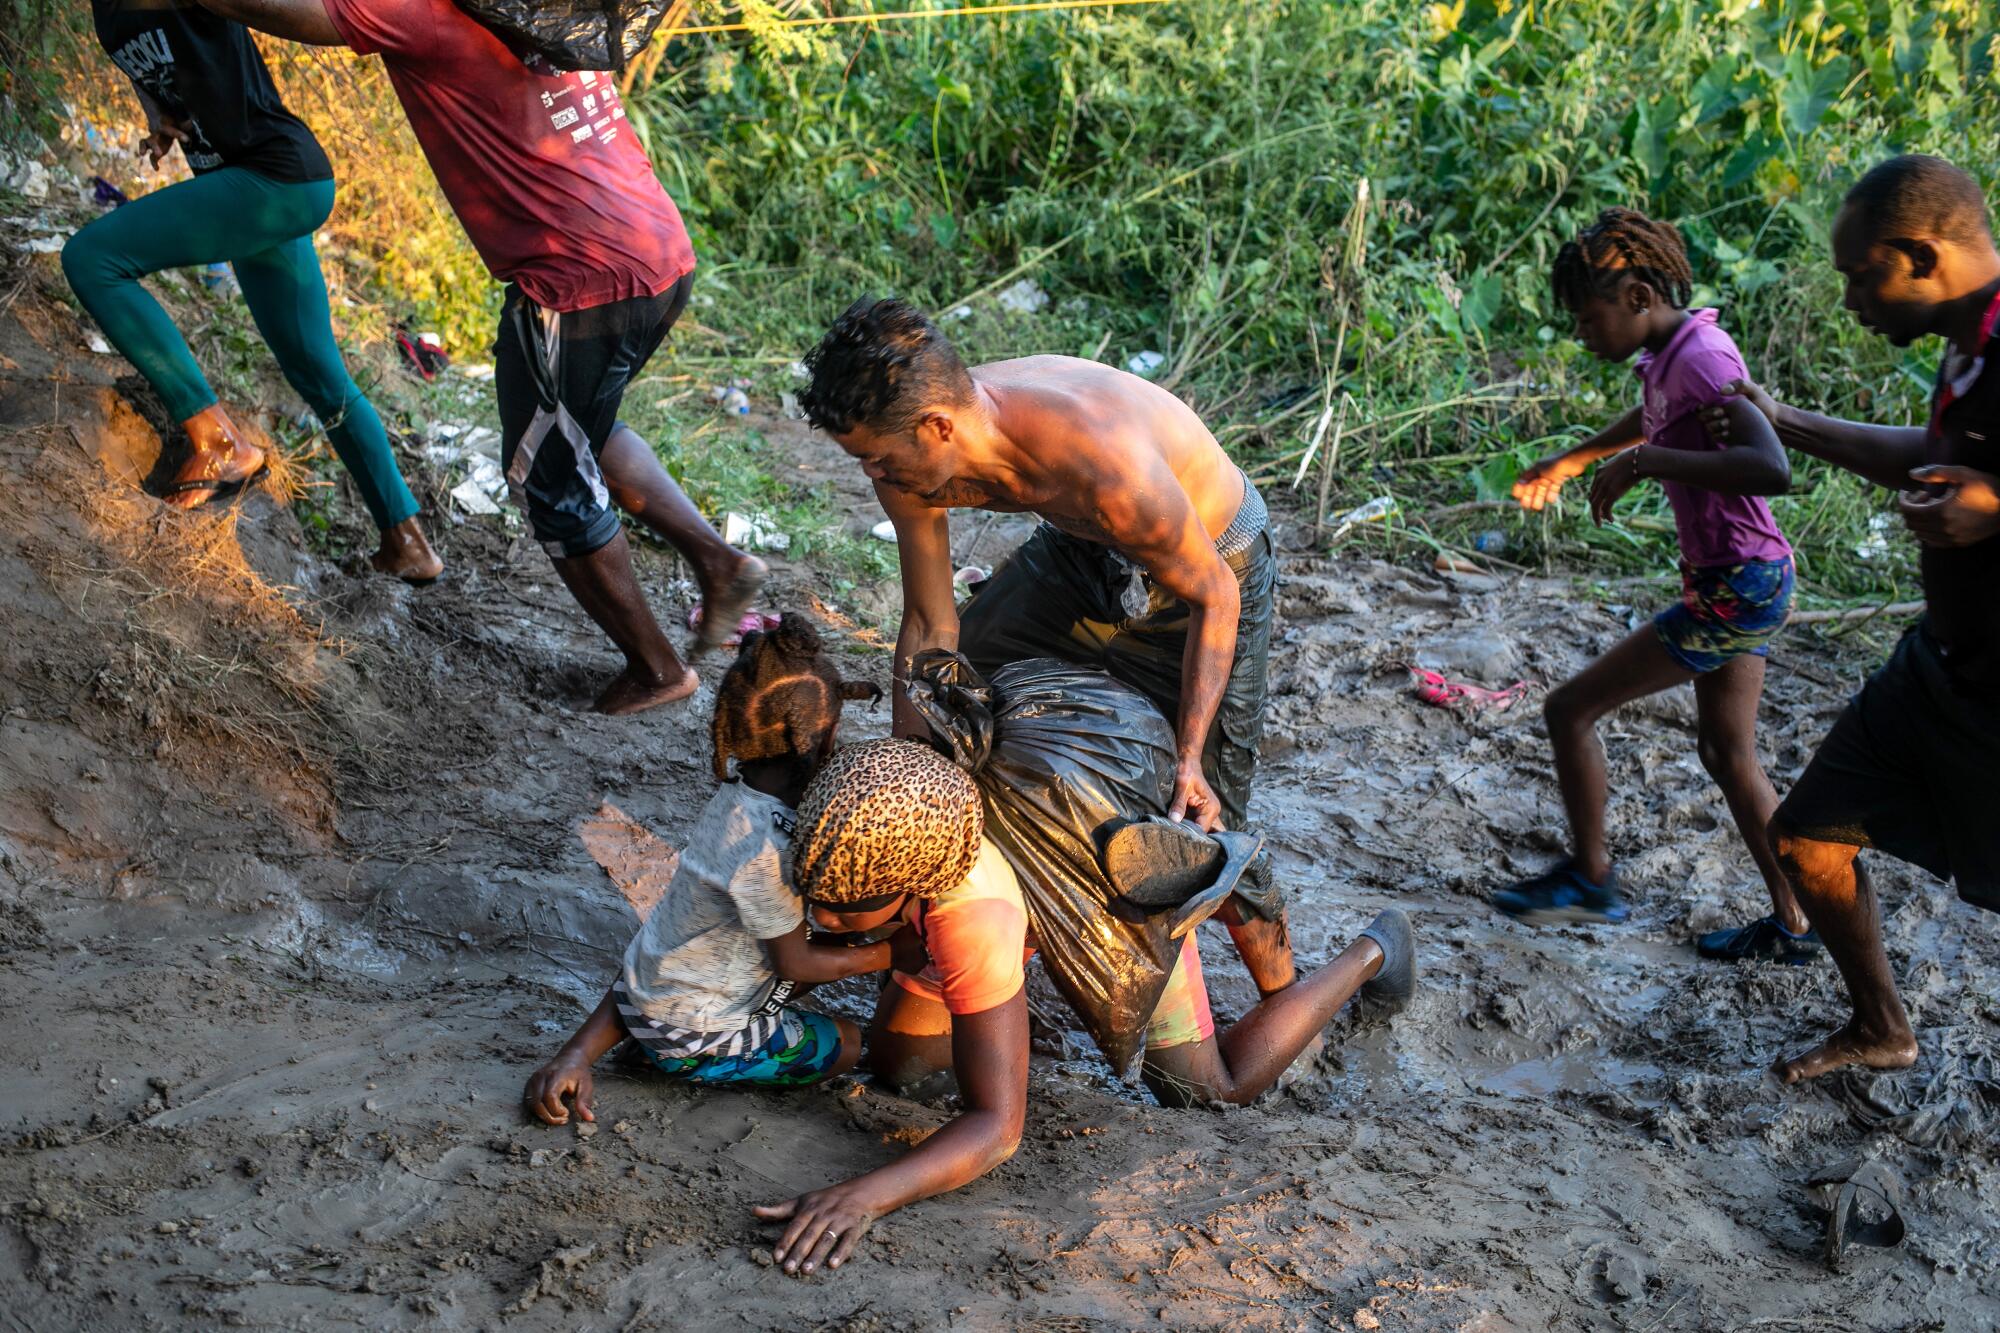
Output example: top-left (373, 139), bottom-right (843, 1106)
top-left (1842, 154), bottom-right (1993, 249)
top-left (798, 297), bottom-right (976, 436)
top-left (712, 613), bottom-right (882, 782)
top-left (1551, 207), bottom-right (1695, 312)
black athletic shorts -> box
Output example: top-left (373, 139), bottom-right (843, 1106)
top-left (494, 273), bottom-right (692, 558)
top-left (1775, 622), bottom-right (2000, 912)
top-left (957, 476), bottom-right (1275, 831)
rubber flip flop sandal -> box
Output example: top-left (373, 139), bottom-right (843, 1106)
top-left (1808, 1159), bottom-right (1906, 1272)
top-left (1102, 818), bottom-right (1266, 939)
top-left (164, 461), bottom-right (270, 509)
top-left (1356, 907), bottom-right (1418, 1017)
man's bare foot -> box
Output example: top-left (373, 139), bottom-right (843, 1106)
top-left (369, 517), bottom-right (444, 583)
top-left (165, 404), bottom-right (266, 510)
top-left (1774, 1019), bottom-right (1919, 1085)
top-left (593, 663), bottom-right (699, 716)
top-left (692, 554), bottom-right (768, 655)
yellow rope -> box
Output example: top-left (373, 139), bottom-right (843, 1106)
top-left (668, 0), bottom-right (1179, 38)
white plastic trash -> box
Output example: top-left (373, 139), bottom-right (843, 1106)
top-left (870, 519), bottom-right (897, 542)
top-left (1125, 350), bottom-right (1166, 378)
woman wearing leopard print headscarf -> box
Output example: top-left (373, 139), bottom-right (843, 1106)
top-left (754, 738), bottom-right (1033, 1279)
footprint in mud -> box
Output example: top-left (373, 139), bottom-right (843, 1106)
top-left (1574, 1240), bottom-right (1656, 1309)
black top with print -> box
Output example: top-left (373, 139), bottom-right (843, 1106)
top-left (92, 0), bottom-right (331, 183)
top-left (1923, 318), bottom-right (2000, 692)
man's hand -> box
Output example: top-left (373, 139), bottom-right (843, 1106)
top-left (1588, 449), bottom-right (1643, 526)
top-left (522, 1053), bottom-right (595, 1126)
top-left (1168, 758), bottom-right (1224, 832)
top-left (1699, 378), bottom-right (1782, 444)
top-left (1898, 466), bottom-right (2000, 548)
top-left (1512, 450), bottom-right (1589, 511)
top-left (141, 117), bottom-right (190, 169)
top-left (754, 1180), bottom-right (889, 1276)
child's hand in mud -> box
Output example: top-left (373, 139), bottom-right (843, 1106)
top-left (888, 924), bottom-right (929, 976)
top-left (754, 1180), bottom-right (888, 1276)
top-left (1699, 378), bottom-right (1781, 442)
top-left (1512, 450), bottom-right (1588, 511)
top-left (523, 1053), bottom-right (595, 1126)
top-left (1588, 449), bottom-right (1643, 526)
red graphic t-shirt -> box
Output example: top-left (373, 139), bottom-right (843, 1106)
top-left (323, 0), bottom-right (695, 313)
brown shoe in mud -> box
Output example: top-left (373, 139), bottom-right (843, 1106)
top-left (163, 403), bottom-right (267, 509)
top-left (369, 516), bottom-right (444, 584)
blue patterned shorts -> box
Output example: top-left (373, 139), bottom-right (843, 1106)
top-left (634, 1007), bottom-right (845, 1087)
top-left (1654, 556), bottom-right (1794, 674)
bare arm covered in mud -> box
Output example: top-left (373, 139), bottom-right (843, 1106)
top-left (880, 480), bottom-right (961, 741)
top-left (753, 990), bottom-right (1029, 1275)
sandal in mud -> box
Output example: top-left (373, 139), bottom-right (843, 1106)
top-left (1696, 914), bottom-right (1823, 965)
top-left (1493, 860), bottom-right (1627, 926)
top-left (1808, 1159), bottom-right (1906, 1272)
top-left (1102, 817), bottom-right (1266, 940)
top-left (164, 461), bottom-right (270, 508)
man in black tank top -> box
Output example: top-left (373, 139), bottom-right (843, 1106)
top-left (1701, 154), bottom-right (2000, 1086)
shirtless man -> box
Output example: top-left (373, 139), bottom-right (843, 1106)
top-left (1701, 154), bottom-right (2000, 1083)
top-left (797, 297), bottom-right (1275, 835)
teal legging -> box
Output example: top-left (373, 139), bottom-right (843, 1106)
top-left (61, 167), bottom-right (416, 531)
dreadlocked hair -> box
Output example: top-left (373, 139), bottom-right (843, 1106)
top-left (1551, 207), bottom-right (1695, 312)
top-left (711, 612), bottom-right (883, 782)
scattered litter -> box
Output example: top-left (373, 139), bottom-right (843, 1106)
top-left (1329, 494), bottom-right (1397, 539)
top-left (996, 279), bottom-right (1049, 315)
top-left (953, 564), bottom-right (989, 597)
top-left (721, 510), bottom-right (789, 552)
top-left (1473, 529), bottom-right (1508, 554)
top-left (423, 431), bottom-right (508, 515)
top-left (91, 176), bottom-right (127, 209)
top-left (1407, 665), bottom-right (1531, 715)
top-left (454, 362), bottom-right (496, 381)
top-left (710, 379), bottom-right (751, 415)
top-left (685, 605), bottom-right (781, 651)
top-left (199, 262), bottom-right (240, 300)
top-left (86, 333), bottom-right (112, 355)
top-left (1854, 511), bottom-right (1895, 561)
top-left (449, 479), bottom-right (501, 515)
top-left (780, 391), bottom-right (801, 419)
top-left (1124, 349), bottom-right (1165, 378)
top-left (943, 305), bottom-right (973, 322)
top-left (397, 325), bottom-right (449, 381)
top-left (870, 518), bottom-right (897, 542)
top-left (1433, 552), bottom-right (1484, 575)
top-left (2, 152), bottom-right (50, 201)
top-left (788, 360), bottom-right (810, 380)
top-left (20, 234), bottom-right (66, 254)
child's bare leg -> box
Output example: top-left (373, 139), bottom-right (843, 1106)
top-left (1545, 626), bottom-right (1698, 882)
top-left (1769, 830), bottom-right (1917, 1083)
top-left (1692, 656), bottom-right (1804, 930)
top-left (827, 1016), bottom-right (865, 1078)
top-left (1142, 935), bottom-right (1382, 1108)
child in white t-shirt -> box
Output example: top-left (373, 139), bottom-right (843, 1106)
top-left (523, 616), bottom-right (916, 1124)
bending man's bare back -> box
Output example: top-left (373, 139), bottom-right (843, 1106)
top-left (799, 299), bottom-right (1275, 831)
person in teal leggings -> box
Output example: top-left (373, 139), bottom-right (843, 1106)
top-left (70, 0), bottom-right (439, 580)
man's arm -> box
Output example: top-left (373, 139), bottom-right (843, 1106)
top-left (1094, 455), bottom-right (1239, 830)
top-left (879, 481), bottom-right (960, 740)
top-left (1701, 379), bottom-right (1927, 490)
top-left (752, 989), bottom-right (1029, 1274)
top-left (193, 0), bottom-right (345, 46)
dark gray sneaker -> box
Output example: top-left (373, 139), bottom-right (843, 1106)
top-left (1696, 915), bottom-right (1822, 964)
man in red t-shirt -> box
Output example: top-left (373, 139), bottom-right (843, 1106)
top-left (197, 0), bottom-right (765, 713)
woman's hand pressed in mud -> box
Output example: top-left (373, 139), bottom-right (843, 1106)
top-left (523, 1054), bottom-right (595, 1126)
top-left (754, 1179), bottom-right (894, 1275)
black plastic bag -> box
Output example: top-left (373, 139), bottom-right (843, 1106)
top-left (907, 651), bottom-right (1181, 1075)
top-left (454, 0), bottom-right (671, 72)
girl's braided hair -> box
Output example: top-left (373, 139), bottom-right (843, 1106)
top-left (711, 613), bottom-right (882, 781)
top-left (1551, 207), bottom-right (1694, 312)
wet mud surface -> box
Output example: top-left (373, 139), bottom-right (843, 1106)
top-left (2, 282), bottom-right (1998, 1331)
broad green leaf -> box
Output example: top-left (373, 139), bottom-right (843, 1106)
top-left (1780, 51), bottom-right (1850, 135)
top-left (1470, 453), bottom-right (1520, 503)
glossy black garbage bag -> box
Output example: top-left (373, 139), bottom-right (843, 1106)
top-left (455, 0), bottom-right (671, 72)
top-left (907, 650), bottom-right (1181, 1075)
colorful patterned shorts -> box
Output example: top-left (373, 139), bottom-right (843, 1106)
top-left (636, 1006), bottom-right (844, 1087)
top-left (1654, 556), bottom-right (1794, 674)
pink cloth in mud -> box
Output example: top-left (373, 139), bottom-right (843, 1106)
top-left (1633, 309), bottom-right (1792, 570)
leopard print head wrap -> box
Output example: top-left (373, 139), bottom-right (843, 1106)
top-left (793, 738), bottom-right (983, 905)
